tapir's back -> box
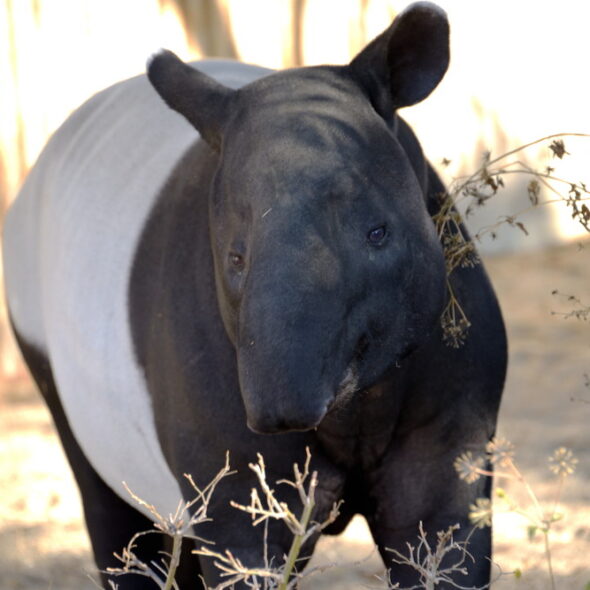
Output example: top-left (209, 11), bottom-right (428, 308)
top-left (2, 59), bottom-right (270, 518)
top-left (4, 70), bottom-right (193, 353)
top-left (4, 60), bottom-right (268, 353)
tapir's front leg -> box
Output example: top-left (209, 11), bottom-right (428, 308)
top-left (170, 445), bottom-right (345, 588)
top-left (189, 472), bottom-right (298, 586)
top-left (368, 433), bottom-right (493, 588)
top-left (374, 518), bottom-right (492, 588)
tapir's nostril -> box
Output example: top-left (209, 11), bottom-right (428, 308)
top-left (354, 333), bottom-right (370, 361)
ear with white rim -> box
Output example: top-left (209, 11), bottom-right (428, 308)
top-left (350, 1), bottom-right (449, 115)
top-left (147, 49), bottom-right (233, 152)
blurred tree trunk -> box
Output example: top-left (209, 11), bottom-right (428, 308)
top-left (163, 0), bottom-right (238, 58)
top-left (291, 0), bottom-right (306, 66)
top-left (0, 0), bottom-right (31, 379)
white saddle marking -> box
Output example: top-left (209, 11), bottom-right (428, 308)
top-left (3, 60), bottom-right (270, 519)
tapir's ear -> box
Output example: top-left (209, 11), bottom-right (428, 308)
top-left (147, 50), bottom-right (233, 152)
top-left (350, 1), bottom-right (449, 115)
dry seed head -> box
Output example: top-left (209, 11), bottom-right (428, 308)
top-left (548, 447), bottom-right (578, 477)
top-left (469, 498), bottom-right (492, 529)
top-left (548, 139), bottom-right (569, 159)
top-left (454, 451), bottom-right (484, 483)
top-left (486, 437), bottom-right (515, 467)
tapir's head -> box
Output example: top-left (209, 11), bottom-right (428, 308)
top-left (148, 2), bottom-right (449, 433)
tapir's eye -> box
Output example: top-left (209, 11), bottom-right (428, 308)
top-left (228, 252), bottom-right (245, 270)
top-left (367, 225), bottom-right (387, 246)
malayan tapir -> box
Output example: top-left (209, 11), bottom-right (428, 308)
top-left (3, 2), bottom-right (506, 588)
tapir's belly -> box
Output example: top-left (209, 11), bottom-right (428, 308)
top-left (3, 60), bottom-right (270, 518)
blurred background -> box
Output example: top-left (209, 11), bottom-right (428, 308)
top-left (1, 1), bottom-right (589, 588)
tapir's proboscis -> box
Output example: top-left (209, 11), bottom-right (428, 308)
top-left (3, 3), bottom-right (506, 588)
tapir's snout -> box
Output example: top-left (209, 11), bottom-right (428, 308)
top-left (242, 381), bottom-right (331, 434)
top-left (236, 277), bottom-right (349, 435)
top-left (238, 358), bottom-right (333, 433)
top-left (240, 357), bottom-right (361, 435)
top-left (246, 407), bottom-right (325, 435)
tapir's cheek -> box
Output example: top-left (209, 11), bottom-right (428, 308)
top-left (300, 233), bottom-right (343, 290)
top-left (213, 267), bottom-right (244, 345)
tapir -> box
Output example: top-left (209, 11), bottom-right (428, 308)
top-left (3, 2), bottom-right (506, 588)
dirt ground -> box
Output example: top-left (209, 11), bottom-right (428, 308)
top-left (1, 240), bottom-right (589, 589)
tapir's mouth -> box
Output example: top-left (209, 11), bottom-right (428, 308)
top-left (326, 332), bottom-right (369, 411)
top-left (327, 363), bottom-right (360, 413)
top-left (242, 334), bottom-right (368, 434)
top-left (245, 364), bottom-right (360, 435)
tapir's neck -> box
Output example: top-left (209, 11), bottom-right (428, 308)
top-left (316, 372), bottom-right (404, 471)
top-left (128, 139), bottom-right (233, 455)
top-left (394, 114), bottom-right (429, 202)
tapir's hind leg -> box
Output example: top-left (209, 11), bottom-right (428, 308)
top-left (12, 329), bottom-right (201, 589)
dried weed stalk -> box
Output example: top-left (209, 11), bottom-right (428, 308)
top-left (435, 133), bottom-right (590, 346)
top-left (105, 454), bottom-right (233, 590)
top-left (454, 437), bottom-right (578, 590)
top-left (385, 522), bottom-right (486, 590)
top-left (195, 447), bottom-right (341, 590)
top-left (551, 289), bottom-right (590, 321)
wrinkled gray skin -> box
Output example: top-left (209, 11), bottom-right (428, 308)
top-left (9, 3), bottom-right (507, 588)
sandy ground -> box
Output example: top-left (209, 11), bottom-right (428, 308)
top-left (1, 240), bottom-right (589, 589)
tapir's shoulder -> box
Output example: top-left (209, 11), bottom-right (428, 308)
top-left (187, 59), bottom-right (271, 89)
top-left (3, 59), bottom-right (272, 339)
top-left (36, 59), bottom-right (271, 178)
top-left (393, 115), bottom-right (430, 198)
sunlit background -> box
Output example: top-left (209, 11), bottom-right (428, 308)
top-left (1, 2), bottom-right (589, 588)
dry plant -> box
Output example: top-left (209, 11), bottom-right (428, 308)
top-left (454, 437), bottom-right (579, 590)
top-left (103, 449), bottom-right (341, 590)
top-left (194, 447), bottom-right (342, 590)
top-left (384, 522), bottom-right (491, 590)
top-left (104, 454), bottom-right (234, 590)
top-left (551, 289), bottom-right (590, 322)
top-left (99, 442), bottom-right (578, 590)
top-left (434, 133), bottom-right (590, 347)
